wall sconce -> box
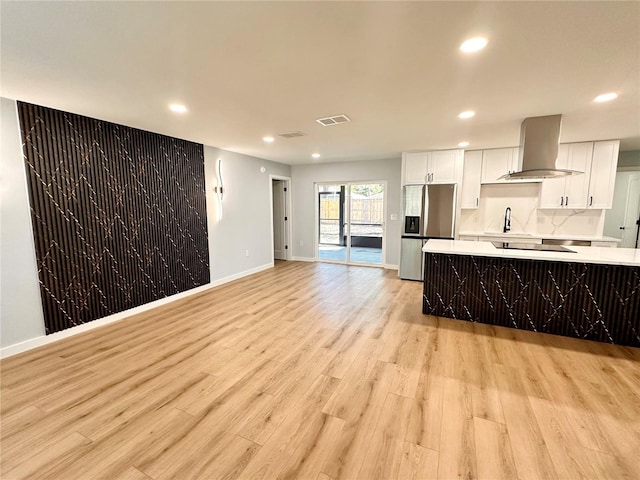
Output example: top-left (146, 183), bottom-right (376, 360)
top-left (213, 158), bottom-right (224, 219)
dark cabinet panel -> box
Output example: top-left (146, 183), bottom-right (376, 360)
top-left (423, 253), bottom-right (640, 347)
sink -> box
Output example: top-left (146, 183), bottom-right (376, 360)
top-left (492, 242), bottom-right (576, 253)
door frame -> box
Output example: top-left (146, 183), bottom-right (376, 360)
top-left (269, 175), bottom-right (293, 263)
top-left (314, 180), bottom-right (387, 267)
top-left (622, 173), bottom-right (640, 248)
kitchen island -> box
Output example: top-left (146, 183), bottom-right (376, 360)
top-left (422, 239), bottom-right (640, 347)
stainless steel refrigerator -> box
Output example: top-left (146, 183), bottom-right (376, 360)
top-left (399, 184), bottom-right (456, 281)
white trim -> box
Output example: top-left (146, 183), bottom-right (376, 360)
top-left (291, 256), bottom-right (316, 262)
top-left (210, 262), bottom-right (273, 286)
top-left (269, 175), bottom-right (293, 262)
top-left (314, 183), bottom-right (320, 262)
top-left (0, 262), bottom-right (273, 359)
top-left (314, 180), bottom-right (388, 268)
top-left (384, 264), bottom-right (399, 270)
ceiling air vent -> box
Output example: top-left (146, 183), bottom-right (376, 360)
top-left (316, 114), bottom-right (351, 126)
top-left (279, 131), bottom-right (306, 139)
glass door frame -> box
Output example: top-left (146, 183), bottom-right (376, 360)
top-left (314, 180), bottom-right (387, 267)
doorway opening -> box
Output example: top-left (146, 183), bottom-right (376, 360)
top-left (604, 172), bottom-right (640, 248)
top-left (270, 176), bottom-right (292, 262)
top-left (316, 182), bottom-right (386, 266)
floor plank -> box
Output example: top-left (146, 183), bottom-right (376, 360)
top-left (1, 261), bottom-right (639, 480)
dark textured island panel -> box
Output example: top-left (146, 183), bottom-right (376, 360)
top-left (422, 253), bottom-right (640, 347)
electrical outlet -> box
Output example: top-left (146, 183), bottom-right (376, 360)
top-left (390, 213), bottom-right (398, 221)
top-left (245, 250), bottom-right (249, 257)
top-left (299, 240), bottom-right (303, 247)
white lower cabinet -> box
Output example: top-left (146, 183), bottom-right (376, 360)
top-left (481, 236), bottom-right (542, 245)
top-left (590, 241), bottom-right (619, 248)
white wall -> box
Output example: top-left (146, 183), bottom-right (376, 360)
top-left (204, 146), bottom-right (291, 281)
top-left (0, 97), bottom-right (291, 353)
top-left (1, 97), bottom-right (47, 347)
top-left (290, 158), bottom-right (402, 267)
top-left (604, 167), bottom-right (640, 243)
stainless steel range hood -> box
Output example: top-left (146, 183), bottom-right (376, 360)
top-left (504, 114), bottom-right (583, 179)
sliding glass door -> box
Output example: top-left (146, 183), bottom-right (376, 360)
top-left (317, 182), bottom-right (385, 266)
top-left (318, 184), bottom-right (347, 262)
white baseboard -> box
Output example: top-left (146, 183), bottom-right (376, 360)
top-left (291, 257), bottom-right (396, 269)
top-left (210, 262), bottom-right (273, 286)
top-left (291, 256), bottom-right (316, 262)
top-left (0, 262), bottom-right (274, 359)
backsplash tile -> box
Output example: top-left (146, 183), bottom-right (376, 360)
top-left (459, 183), bottom-right (604, 237)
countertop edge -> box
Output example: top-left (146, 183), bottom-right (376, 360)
top-left (423, 239), bottom-right (640, 267)
top-left (458, 232), bottom-right (622, 242)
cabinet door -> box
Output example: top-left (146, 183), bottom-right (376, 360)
top-left (510, 147), bottom-right (522, 173)
top-left (461, 150), bottom-right (482, 209)
top-left (430, 149), bottom-right (461, 183)
top-left (481, 148), bottom-right (513, 183)
top-left (403, 152), bottom-right (429, 185)
top-left (563, 142), bottom-right (592, 209)
top-left (590, 241), bottom-right (618, 248)
top-left (539, 144), bottom-right (568, 208)
top-left (587, 140), bottom-right (620, 209)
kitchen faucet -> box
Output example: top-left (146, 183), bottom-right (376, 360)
top-left (504, 207), bottom-right (511, 233)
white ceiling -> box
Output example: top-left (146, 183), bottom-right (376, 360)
top-left (2, 1), bottom-right (638, 165)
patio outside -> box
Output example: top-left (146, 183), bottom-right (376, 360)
top-left (319, 185), bottom-right (383, 264)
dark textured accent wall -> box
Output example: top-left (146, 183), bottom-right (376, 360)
top-left (17, 101), bottom-right (210, 335)
top-left (423, 253), bottom-right (640, 347)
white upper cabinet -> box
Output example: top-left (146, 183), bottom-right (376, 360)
top-left (539, 142), bottom-right (592, 209)
top-left (564, 142), bottom-right (593, 208)
top-left (481, 148), bottom-right (519, 183)
top-left (402, 152), bottom-right (429, 184)
top-left (587, 140), bottom-right (620, 209)
top-left (402, 149), bottom-right (463, 185)
top-left (461, 150), bottom-right (482, 209)
top-left (539, 140), bottom-right (618, 210)
top-left (429, 149), bottom-right (463, 183)
top-left (539, 145), bottom-right (568, 208)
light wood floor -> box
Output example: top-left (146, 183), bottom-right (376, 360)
top-left (1, 261), bottom-right (639, 480)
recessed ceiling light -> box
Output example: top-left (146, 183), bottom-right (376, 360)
top-left (312, 153), bottom-right (321, 159)
top-left (458, 111), bottom-right (475, 119)
top-left (460, 37), bottom-right (488, 53)
top-left (169, 103), bottom-right (188, 113)
top-left (593, 92), bottom-right (618, 103)
top-left (458, 141), bottom-right (470, 147)
top-left (263, 136), bottom-right (275, 143)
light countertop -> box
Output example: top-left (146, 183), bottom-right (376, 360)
top-left (423, 239), bottom-right (640, 266)
top-left (459, 231), bottom-right (621, 242)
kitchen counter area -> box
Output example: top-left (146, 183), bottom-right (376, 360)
top-left (459, 231), bottom-right (621, 244)
top-left (424, 239), bottom-right (640, 265)
top-left (422, 239), bottom-right (640, 346)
